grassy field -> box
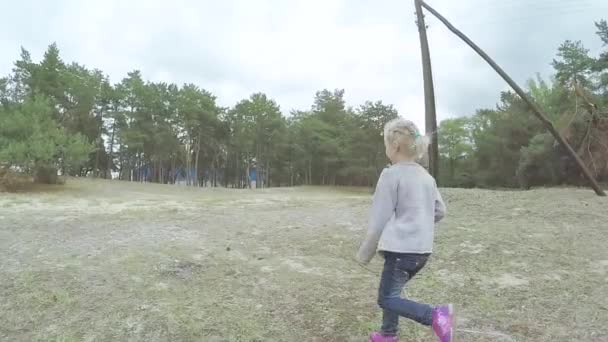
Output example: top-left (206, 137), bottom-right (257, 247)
top-left (1, 179), bottom-right (607, 342)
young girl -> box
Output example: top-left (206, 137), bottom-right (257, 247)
top-left (356, 118), bottom-right (453, 342)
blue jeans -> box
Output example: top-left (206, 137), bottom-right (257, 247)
top-left (378, 252), bottom-right (433, 336)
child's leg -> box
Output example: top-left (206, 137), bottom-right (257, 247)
top-left (377, 252), bottom-right (433, 335)
top-left (380, 309), bottom-right (399, 336)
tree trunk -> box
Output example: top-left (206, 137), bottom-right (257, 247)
top-left (308, 158), bottom-right (312, 185)
top-left (415, 0), bottom-right (439, 180)
top-left (235, 154), bottom-right (239, 188)
top-left (158, 160), bottom-right (162, 183)
top-left (136, 152), bottom-right (140, 182)
top-left (212, 159), bottom-right (217, 187)
top-left (450, 158), bottom-right (455, 181)
top-left (60, 153), bottom-right (66, 177)
top-left (246, 164), bottom-right (251, 189)
top-left (171, 157), bottom-right (176, 184)
top-left (140, 153), bottom-right (144, 182)
top-left (186, 142), bottom-right (191, 186)
top-left (266, 160), bottom-right (270, 188)
top-left (107, 121), bottom-right (116, 179)
top-left (118, 150), bottom-right (123, 180)
top-left (94, 142), bottom-right (100, 178)
top-left (194, 133), bottom-right (201, 187)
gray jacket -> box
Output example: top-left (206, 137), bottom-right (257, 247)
top-left (356, 161), bottom-right (446, 264)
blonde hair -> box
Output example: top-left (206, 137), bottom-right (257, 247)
top-left (383, 118), bottom-right (430, 160)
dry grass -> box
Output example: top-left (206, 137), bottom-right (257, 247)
top-left (0, 178), bottom-right (607, 341)
top-left (0, 169), bottom-right (35, 192)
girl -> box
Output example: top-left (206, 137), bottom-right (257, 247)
top-left (356, 118), bottom-right (453, 342)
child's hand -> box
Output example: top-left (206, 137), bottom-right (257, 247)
top-left (356, 239), bottom-right (376, 265)
top-left (353, 256), bottom-right (377, 275)
top-left (355, 253), bottom-right (371, 266)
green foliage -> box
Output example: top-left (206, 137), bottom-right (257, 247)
top-left (552, 40), bottom-right (594, 87)
top-left (354, 101), bottom-right (399, 179)
top-left (594, 20), bottom-right (608, 95)
top-left (0, 95), bottom-right (92, 181)
top-left (597, 20), bottom-right (608, 45)
top-left (516, 133), bottom-right (559, 189)
top-left (3, 19), bottom-right (608, 188)
top-left (438, 117), bottom-right (473, 185)
top-left (226, 92), bottom-right (285, 186)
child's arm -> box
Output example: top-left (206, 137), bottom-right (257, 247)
top-left (356, 169), bottom-right (397, 264)
top-left (434, 187), bottom-right (446, 223)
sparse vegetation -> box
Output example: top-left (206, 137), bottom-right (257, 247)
top-left (0, 179), bottom-right (606, 341)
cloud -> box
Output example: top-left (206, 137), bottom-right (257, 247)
top-left (1, 0), bottom-right (608, 131)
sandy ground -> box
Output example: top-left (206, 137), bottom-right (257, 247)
top-left (0, 179), bottom-right (607, 342)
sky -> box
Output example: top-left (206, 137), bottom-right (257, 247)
top-left (1, 0), bottom-right (608, 130)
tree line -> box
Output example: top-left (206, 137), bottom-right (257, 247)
top-left (0, 44), bottom-right (397, 188)
top-left (1, 19), bottom-right (607, 190)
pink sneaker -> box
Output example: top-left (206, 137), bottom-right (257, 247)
top-left (370, 331), bottom-right (399, 342)
top-left (432, 304), bottom-right (455, 342)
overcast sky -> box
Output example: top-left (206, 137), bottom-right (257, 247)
top-left (1, 0), bottom-right (607, 129)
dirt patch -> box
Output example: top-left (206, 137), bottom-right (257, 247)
top-left (459, 241), bottom-right (485, 254)
top-left (281, 259), bottom-right (325, 275)
top-left (492, 273), bottom-right (529, 288)
top-left (590, 260), bottom-right (608, 275)
top-left (157, 260), bottom-right (205, 280)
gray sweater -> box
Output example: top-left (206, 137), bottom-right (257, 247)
top-left (356, 161), bottom-right (446, 264)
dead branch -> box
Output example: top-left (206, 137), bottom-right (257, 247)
top-left (573, 80), bottom-right (600, 121)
